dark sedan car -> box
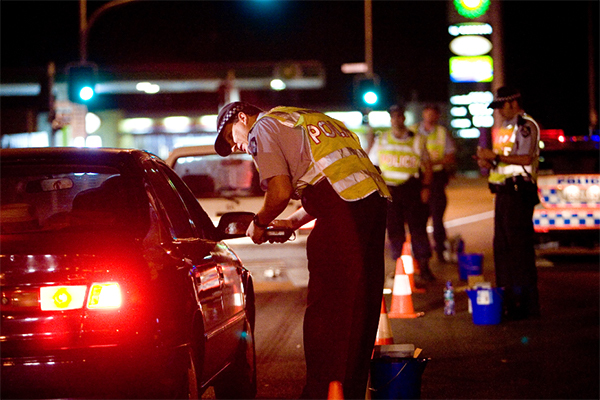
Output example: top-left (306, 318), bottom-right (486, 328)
top-left (0, 148), bottom-right (256, 399)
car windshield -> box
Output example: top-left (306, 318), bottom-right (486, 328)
top-left (172, 153), bottom-right (263, 198)
top-left (1, 165), bottom-right (148, 235)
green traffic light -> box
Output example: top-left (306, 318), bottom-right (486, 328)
top-left (79, 86), bottom-right (95, 101)
top-left (67, 64), bottom-right (97, 104)
top-left (363, 91), bottom-right (378, 105)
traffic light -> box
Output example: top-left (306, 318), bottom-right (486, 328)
top-left (354, 76), bottom-right (380, 109)
top-left (67, 64), bottom-right (97, 104)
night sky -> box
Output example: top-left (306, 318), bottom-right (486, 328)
top-left (2, 0), bottom-right (598, 135)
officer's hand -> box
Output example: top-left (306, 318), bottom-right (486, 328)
top-left (247, 221), bottom-right (267, 244)
top-left (477, 147), bottom-right (495, 161)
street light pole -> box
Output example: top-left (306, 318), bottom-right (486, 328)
top-left (79, 0), bottom-right (88, 62)
top-left (79, 0), bottom-right (136, 63)
top-left (364, 0), bottom-right (373, 78)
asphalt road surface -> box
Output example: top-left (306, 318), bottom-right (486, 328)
top-left (203, 175), bottom-right (599, 399)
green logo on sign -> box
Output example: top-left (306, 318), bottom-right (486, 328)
top-left (454, 0), bottom-right (490, 19)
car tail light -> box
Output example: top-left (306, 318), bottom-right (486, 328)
top-left (35, 283), bottom-right (122, 311)
top-left (40, 285), bottom-right (87, 311)
top-left (87, 283), bottom-right (121, 309)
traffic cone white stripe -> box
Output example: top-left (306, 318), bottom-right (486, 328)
top-left (401, 255), bottom-right (414, 274)
top-left (402, 239), bottom-right (426, 293)
top-left (392, 274), bottom-right (412, 296)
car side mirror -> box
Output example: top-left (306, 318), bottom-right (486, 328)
top-left (216, 211), bottom-right (254, 240)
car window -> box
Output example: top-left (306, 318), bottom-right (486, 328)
top-left (156, 162), bottom-right (217, 240)
top-left (0, 165), bottom-right (148, 235)
top-left (172, 153), bottom-right (262, 198)
top-left (143, 160), bottom-right (196, 239)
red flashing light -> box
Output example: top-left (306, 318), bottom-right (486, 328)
top-left (540, 129), bottom-right (565, 141)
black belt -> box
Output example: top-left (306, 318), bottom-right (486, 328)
top-left (489, 175), bottom-right (535, 193)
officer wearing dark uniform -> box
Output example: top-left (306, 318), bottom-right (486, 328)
top-left (214, 102), bottom-right (391, 399)
top-left (476, 87), bottom-right (541, 320)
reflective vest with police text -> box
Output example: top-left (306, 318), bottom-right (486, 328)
top-left (377, 130), bottom-right (422, 186)
top-left (258, 107), bottom-right (390, 201)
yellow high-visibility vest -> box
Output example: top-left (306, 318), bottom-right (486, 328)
top-left (376, 130), bottom-right (422, 185)
top-left (257, 107), bottom-right (390, 201)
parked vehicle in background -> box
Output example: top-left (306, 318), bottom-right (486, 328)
top-left (1, 148), bottom-right (256, 399)
top-left (534, 131), bottom-right (600, 253)
top-left (165, 145), bottom-right (313, 240)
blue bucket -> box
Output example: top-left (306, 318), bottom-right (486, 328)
top-left (466, 288), bottom-right (503, 325)
top-left (458, 253), bottom-right (483, 281)
top-left (369, 357), bottom-right (429, 399)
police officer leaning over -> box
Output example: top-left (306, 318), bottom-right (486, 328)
top-left (214, 102), bottom-right (391, 399)
top-left (369, 104), bottom-right (436, 282)
top-left (476, 86), bottom-right (541, 320)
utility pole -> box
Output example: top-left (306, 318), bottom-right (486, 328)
top-left (79, 0), bottom-right (136, 63)
top-left (364, 0), bottom-right (373, 79)
top-left (74, 0), bottom-right (135, 145)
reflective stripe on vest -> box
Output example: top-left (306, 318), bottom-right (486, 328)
top-left (489, 114), bottom-right (540, 185)
top-left (258, 107), bottom-right (390, 201)
top-left (377, 131), bottom-right (421, 185)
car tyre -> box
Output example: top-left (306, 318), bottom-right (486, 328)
top-left (213, 319), bottom-right (257, 399)
top-left (167, 344), bottom-right (201, 400)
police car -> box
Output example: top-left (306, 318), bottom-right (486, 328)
top-left (534, 130), bottom-right (600, 252)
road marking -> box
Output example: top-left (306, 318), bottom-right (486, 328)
top-left (428, 211), bottom-right (495, 232)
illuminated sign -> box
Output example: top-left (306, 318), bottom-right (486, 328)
top-left (449, 35), bottom-right (492, 56)
top-left (450, 91), bottom-right (494, 138)
top-left (449, 56), bottom-right (493, 82)
top-left (454, 0), bottom-right (490, 19)
top-left (448, 22), bottom-right (492, 36)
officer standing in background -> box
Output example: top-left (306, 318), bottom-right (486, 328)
top-left (369, 104), bottom-right (435, 282)
top-left (214, 102), bottom-right (391, 399)
top-left (411, 104), bottom-right (456, 262)
top-left (476, 87), bottom-right (541, 320)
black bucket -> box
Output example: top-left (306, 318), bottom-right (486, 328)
top-left (369, 357), bottom-right (429, 399)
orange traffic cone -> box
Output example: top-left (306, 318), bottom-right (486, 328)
top-left (388, 259), bottom-right (424, 319)
top-left (375, 296), bottom-right (394, 345)
top-left (328, 381), bottom-right (344, 400)
top-left (400, 254), bottom-right (426, 294)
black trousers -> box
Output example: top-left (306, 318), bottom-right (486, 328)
top-left (300, 180), bottom-right (388, 399)
top-left (429, 170), bottom-right (449, 255)
top-left (493, 184), bottom-right (540, 318)
top-left (386, 178), bottom-right (432, 262)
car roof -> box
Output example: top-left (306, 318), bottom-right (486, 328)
top-left (0, 147), bottom-right (159, 174)
top-left (164, 145), bottom-right (216, 167)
